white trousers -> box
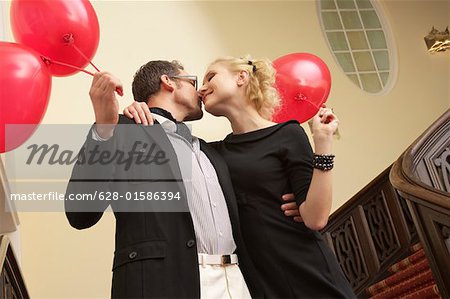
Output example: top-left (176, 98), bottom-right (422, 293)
top-left (198, 264), bottom-right (252, 299)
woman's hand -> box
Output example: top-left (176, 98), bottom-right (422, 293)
top-left (309, 105), bottom-right (339, 154)
top-left (123, 101), bottom-right (155, 125)
top-left (311, 106), bottom-right (339, 138)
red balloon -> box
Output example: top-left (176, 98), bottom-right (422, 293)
top-left (10, 0), bottom-right (100, 77)
top-left (272, 53), bottom-right (331, 124)
top-left (0, 42), bottom-right (52, 153)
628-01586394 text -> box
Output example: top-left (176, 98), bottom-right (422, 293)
top-left (95, 191), bottom-right (181, 201)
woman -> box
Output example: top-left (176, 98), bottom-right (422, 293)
top-left (125, 56), bottom-right (355, 298)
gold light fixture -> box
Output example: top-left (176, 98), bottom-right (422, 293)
top-left (424, 26), bottom-right (450, 53)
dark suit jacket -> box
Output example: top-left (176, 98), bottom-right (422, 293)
top-left (65, 115), bottom-right (262, 298)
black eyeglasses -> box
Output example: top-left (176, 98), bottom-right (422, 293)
top-left (169, 75), bottom-right (198, 90)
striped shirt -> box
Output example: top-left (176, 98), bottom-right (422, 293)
top-left (92, 115), bottom-right (236, 254)
top-left (152, 114), bottom-right (236, 255)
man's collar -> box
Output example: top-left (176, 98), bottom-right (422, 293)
top-left (149, 107), bottom-right (177, 122)
top-left (149, 107), bottom-right (177, 133)
top-left (148, 107), bottom-right (193, 135)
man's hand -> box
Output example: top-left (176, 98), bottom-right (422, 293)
top-left (89, 72), bottom-right (123, 139)
top-left (123, 101), bottom-right (155, 126)
top-left (281, 194), bottom-right (303, 223)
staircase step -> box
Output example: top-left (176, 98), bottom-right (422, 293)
top-left (388, 248), bottom-right (425, 273)
top-left (370, 269), bottom-right (434, 299)
top-left (399, 283), bottom-right (441, 299)
top-left (367, 257), bottom-right (430, 296)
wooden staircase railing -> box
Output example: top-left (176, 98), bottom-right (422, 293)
top-left (0, 235), bottom-right (29, 299)
top-left (321, 165), bottom-right (419, 297)
top-left (321, 109), bottom-right (450, 298)
top-left (390, 109), bottom-right (450, 299)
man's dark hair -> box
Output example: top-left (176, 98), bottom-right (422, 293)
top-left (132, 60), bottom-right (184, 103)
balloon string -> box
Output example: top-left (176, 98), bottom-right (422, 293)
top-left (63, 33), bottom-right (101, 73)
top-left (41, 55), bottom-right (123, 96)
top-left (40, 56), bottom-right (95, 76)
top-left (44, 35), bottom-right (122, 95)
top-left (72, 43), bottom-right (101, 73)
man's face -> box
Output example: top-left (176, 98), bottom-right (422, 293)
top-left (173, 70), bottom-right (203, 121)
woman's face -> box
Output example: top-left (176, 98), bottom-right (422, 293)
top-left (199, 62), bottom-right (240, 116)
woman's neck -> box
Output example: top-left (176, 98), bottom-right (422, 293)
top-left (226, 105), bottom-right (275, 135)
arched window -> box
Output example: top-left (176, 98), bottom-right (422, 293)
top-left (318, 0), bottom-right (396, 94)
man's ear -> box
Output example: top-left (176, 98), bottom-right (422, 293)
top-left (160, 75), bottom-right (175, 92)
top-left (237, 70), bottom-right (249, 87)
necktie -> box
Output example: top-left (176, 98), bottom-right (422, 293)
top-left (176, 122), bottom-right (193, 144)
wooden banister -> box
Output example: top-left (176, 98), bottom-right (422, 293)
top-left (0, 235), bottom-right (29, 299)
top-left (322, 109), bottom-right (450, 297)
top-left (321, 166), bottom-right (418, 297)
top-left (390, 109), bottom-right (450, 298)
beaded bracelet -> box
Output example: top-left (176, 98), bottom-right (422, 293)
top-left (313, 154), bottom-right (335, 171)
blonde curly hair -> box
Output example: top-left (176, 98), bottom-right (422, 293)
top-left (209, 56), bottom-right (280, 120)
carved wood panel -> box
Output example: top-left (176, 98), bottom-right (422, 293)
top-left (330, 216), bottom-right (369, 289)
top-left (434, 147), bottom-right (450, 192)
top-left (363, 191), bottom-right (399, 265)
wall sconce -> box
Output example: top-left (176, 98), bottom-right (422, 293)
top-left (424, 26), bottom-right (450, 53)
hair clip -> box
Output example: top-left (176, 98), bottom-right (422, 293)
top-left (248, 61), bottom-right (257, 73)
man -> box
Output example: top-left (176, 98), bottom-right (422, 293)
top-left (65, 60), bottom-right (264, 298)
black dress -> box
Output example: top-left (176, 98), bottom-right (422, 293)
top-left (211, 120), bottom-right (355, 298)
